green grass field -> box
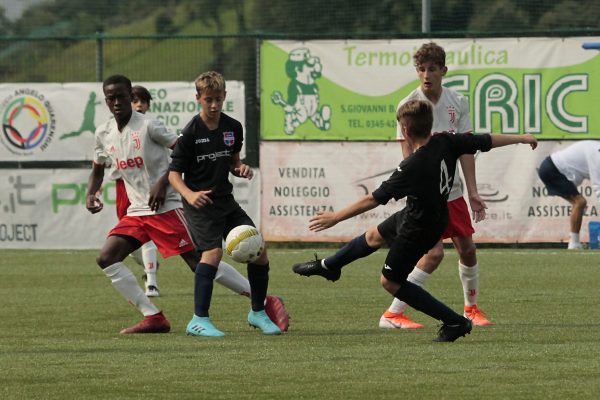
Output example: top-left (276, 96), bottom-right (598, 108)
top-left (1, 248), bottom-right (599, 399)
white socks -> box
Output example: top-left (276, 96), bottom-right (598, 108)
top-left (387, 268), bottom-right (431, 313)
top-left (215, 261), bottom-right (251, 296)
top-left (104, 262), bottom-right (160, 316)
top-left (458, 262), bottom-right (479, 307)
top-left (568, 232), bottom-right (582, 249)
top-left (141, 242), bottom-right (158, 287)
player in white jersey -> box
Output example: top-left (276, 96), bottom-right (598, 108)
top-left (104, 85), bottom-right (161, 297)
top-left (538, 140), bottom-right (600, 249)
top-left (86, 75), bottom-right (257, 334)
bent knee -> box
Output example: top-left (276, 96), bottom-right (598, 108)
top-left (96, 252), bottom-right (117, 269)
top-left (365, 227), bottom-right (385, 248)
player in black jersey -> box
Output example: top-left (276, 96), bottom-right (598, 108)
top-left (169, 71), bottom-right (282, 337)
top-left (294, 100), bottom-right (537, 342)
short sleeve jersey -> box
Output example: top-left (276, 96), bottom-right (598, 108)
top-left (396, 87), bottom-right (472, 201)
top-left (373, 132), bottom-right (492, 232)
top-left (93, 111), bottom-right (180, 216)
top-left (169, 112), bottom-right (243, 198)
top-left (551, 140), bottom-right (600, 197)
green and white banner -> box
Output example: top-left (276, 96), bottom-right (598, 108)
top-left (0, 81), bottom-right (245, 161)
top-left (0, 168), bottom-right (260, 249)
top-left (261, 37), bottom-right (600, 140)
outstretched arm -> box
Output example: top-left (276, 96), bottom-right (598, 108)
top-left (491, 133), bottom-right (538, 149)
top-left (490, 133), bottom-right (537, 149)
top-left (309, 194), bottom-right (380, 232)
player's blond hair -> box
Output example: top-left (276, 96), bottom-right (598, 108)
top-left (396, 100), bottom-right (433, 139)
top-left (195, 71), bottom-right (226, 95)
top-left (414, 42), bottom-right (446, 68)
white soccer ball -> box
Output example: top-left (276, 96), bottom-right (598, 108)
top-left (225, 225), bottom-right (265, 263)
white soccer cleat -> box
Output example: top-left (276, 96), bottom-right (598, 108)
top-left (567, 242), bottom-right (583, 250)
top-left (145, 285), bottom-right (160, 297)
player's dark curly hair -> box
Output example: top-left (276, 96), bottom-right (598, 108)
top-left (102, 74), bottom-right (132, 91)
top-left (132, 85), bottom-right (152, 104)
top-left (396, 100), bottom-right (433, 138)
top-left (414, 42), bottom-right (446, 68)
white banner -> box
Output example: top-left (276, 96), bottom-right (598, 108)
top-left (260, 141), bottom-right (599, 244)
top-left (0, 168), bottom-right (261, 249)
top-left (0, 81), bottom-right (245, 161)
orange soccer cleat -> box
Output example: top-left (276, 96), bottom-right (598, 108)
top-left (379, 310), bottom-right (425, 329)
top-left (464, 304), bottom-right (492, 326)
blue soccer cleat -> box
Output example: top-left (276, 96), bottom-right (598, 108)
top-left (248, 310), bottom-right (282, 335)
top-left (186, 315), bottom-right (225, 337)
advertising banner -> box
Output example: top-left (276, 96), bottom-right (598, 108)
top-left (260, 141), bottom-right (599, 244)
top-left (0, 81), bottom-right (245, 161)
top-left (261, 38), bottom-right (600, 140)
top-left (0, 168), bottom-right (261, 249)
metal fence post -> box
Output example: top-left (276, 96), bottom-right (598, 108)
top-left (421, 0), bottom-right (431, 33)
top-left (95, 31), bottom-right (103, 82)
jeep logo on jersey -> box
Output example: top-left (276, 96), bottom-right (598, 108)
top-left (116, 156), bottom-right (144, 170)
top-left (223, 131), bottom-right (235, 146)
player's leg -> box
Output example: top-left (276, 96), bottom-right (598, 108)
top-left (538, 156), bottom-right (584, 249)
top-left (245, 248), bottom-right (281, 335)
top-left (292, 222), bottom-right (385, 281)
top-left (381, 236), bottom-right (471, 342)
top-left (224, 206), bottom-right (281, 335)
top-left (187, 247), bottom-right (225, 337)
top-left (180, 249), bottom-right (252, 295)
top-left (566, 194), bottom-right (586, 249)
top-left (139, 241), bottom-right (160, 297)
top-left (452, 235), bottom-right (491, 326)
top-left (380, 240), bottom-right (443, 329)
top-left (97, 230), bottom-right (169, 334)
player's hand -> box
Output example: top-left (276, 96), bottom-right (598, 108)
top-left (468, 193), bottom-right (488, 223)
top-left (185, 190), bottom-right (213, 209)
top-left (234, 164), bottom-right (253, 180)
top-left (522, 134), bottom-right (538, 149)
top-left (309, 211), bottom-right (339, 232)
top-left (86, 194), bottom-right (104, 214)
top-left (148, 181), bottom-right (167, 212)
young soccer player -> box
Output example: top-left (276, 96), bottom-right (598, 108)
top-left (87, 74), bottom-right (278, 334)
top-left (538, 140), bottom-right (600, 249)
top-left (106, 85), bottom-right (161, 297)
top-left (295, 100), bottom-right (537, 342)
top-left (295, 42), bottom-right (492, 330)
top-left (168, 71), bottom-right (282, 337)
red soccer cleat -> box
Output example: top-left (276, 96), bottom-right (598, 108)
top-left (120, 311), bottom-right (171, 334)
top-left (265, 295), bottom-right (290, 332)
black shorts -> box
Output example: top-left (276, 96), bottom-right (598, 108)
top-left (538, 156), bottom-right (579, 199)
top-left (377, 210), bottom-right (444, 283)
top-left (182, 194), bottom-right (254, 251)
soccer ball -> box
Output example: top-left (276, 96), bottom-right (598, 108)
top-left (225, 225), bottom-right (264, 263)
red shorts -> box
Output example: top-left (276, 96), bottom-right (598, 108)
top-left (442, 197), bottom-right (475, 239)
top-left (115, 179), bottom-right (131, 220)
top-left (108, 209), bottom-right (196, 258)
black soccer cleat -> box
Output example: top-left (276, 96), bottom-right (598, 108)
top-left (292, 255), bottom-right (341, 282)
top-left (433, 317), bottom-right (472, 342)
